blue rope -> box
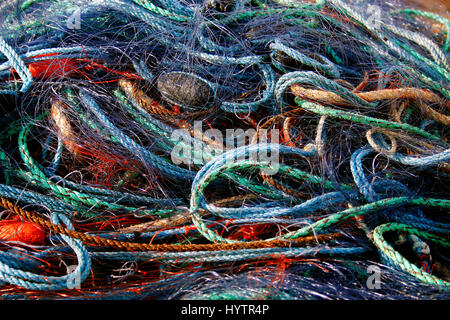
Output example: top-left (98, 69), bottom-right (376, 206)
top-left (0, 213), bottom-right (91, 290)
top-left (0, 36), bottom-right (33, 93)
top-left (80, 90), bottom-right (196, 181)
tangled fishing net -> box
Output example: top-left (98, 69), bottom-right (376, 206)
top-left (0, 0), bottom-right (449, 300)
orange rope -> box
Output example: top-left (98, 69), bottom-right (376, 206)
top-left (0, 197), bottom-right (342, 252)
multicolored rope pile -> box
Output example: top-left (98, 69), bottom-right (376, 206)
top-left (0, 0), bottom-right (448, 299)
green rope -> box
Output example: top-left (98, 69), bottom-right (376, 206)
top-left (373, 222), bottom-right (450, 288)
top-left (296, 99), bottom-right (445, 142)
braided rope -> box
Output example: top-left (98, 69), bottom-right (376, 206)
top-left (0, 36), bottom-right (33, 93)
top-left (0, 197), bottom-right (341, 252)
top-left (373, 223), bottom-right (450, 288)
